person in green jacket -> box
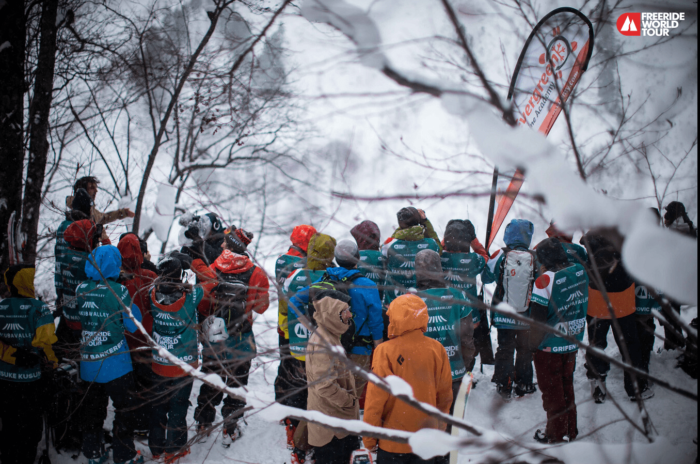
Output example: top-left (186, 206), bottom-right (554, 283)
top-left (382, 207), bottom-right (441, 309)
top-left (0, 265), bottom-right (58, 464)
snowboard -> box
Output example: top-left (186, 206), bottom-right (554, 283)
top-left (449, 372), bottom-right (474, 464)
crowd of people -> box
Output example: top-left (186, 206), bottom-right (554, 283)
top-left (0, 176), bottom-right (697, 464)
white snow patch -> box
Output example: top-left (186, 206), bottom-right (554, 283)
top-left (384, 375), bottom-right (415, 398)
top-left (152, 183), bottom-right (176, 242)
top-left (0, 41), bottom-right (10, 53)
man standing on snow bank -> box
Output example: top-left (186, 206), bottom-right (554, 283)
top-left (306, 290), bottom-right (360, 463)
top-left (0, 265), bottom-right (58, 464)
top-left (528, 238), bottom-right (588, 444)
top-left (363, 294), bottom-right (453, 463)
top-left (76, 245), bottom-right (143, 464)
top-left (66, 176), bottom-right (135, 224)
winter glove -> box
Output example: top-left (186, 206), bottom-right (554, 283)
top-left (181, 243), bottom-right (205, 261)
top-left (169, 252), bottom-right (193, 270)
top-left (202, 316), bottom-right (229, 343)
top-left (13, 347), bottom-right (42, 368)
top-left (184, 223), bottom-right (202, 241)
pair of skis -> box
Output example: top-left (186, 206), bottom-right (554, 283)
top-left (7, 211), bottom-right (24, 265)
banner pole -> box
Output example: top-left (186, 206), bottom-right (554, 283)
top-left (484, 168), bottom-right (499, 254)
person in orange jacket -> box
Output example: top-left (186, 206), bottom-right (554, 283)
top-left (363, 294), bottom-right (453, 463)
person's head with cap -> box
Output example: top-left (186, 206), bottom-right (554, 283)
top-left (223, 227), bottom-right (253, 254)
top-left (290, 225), bottom-right (317, 254)
top-left (386, 294), bottom-right (429, 339)
top-left (156, 251), bottom-right (192, 294)
top-left (4, 265), bottom-right (35, 299)
top-left (415, 249), bottom-right (446, 289)
top-left (71, 188), bottom-right (93, 219)
top-left (335, 240), bottom-right (360, 269)
top-left (536, 238), bottom-right (570, 272)
top-left (443, 219), bottom-right (476, 253)
top-left (396, 206), bottom-right (422, 230)
top-left (664, 201), bottom-right (690, 226)
top-left (306, 233), bottom-right (337, 271)
top-left (350, 220), bottom-right (381, 251)
top-left (503, 219), bottom-right (534, 249)
top-left (311, 288), bottom-right (352, 336)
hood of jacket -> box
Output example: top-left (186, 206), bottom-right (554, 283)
top-left (307, 233), bottom-right (336, 271)
top-left (351, 220), bottom-right (381, 251)
top-left (545, 223), bottom-right (573, 243)
top-left (211, 249), bottom-right (254, 274)
top-left (504, 219), bottom-right (534, 249)
top-left (313, 295), bottom-right (352, 337)
top-left (391, 225), bottom-right (425, 242)
top-left (86, 245), bottom-right (122, 281)
top-left (4, 265), bottom-right (35, 298)
top-left (291, 224), bottom-right (317, 253)
top-left (443, 219), bottom-right (475, 253)
top-left (65, 219), bottom-right (98, 251)
top-left (387, 294), bottom-right (428, 339)
top-left (117, 234), bottom-right (143, 272)
top-left (325, 266), bottom-right (361, 281)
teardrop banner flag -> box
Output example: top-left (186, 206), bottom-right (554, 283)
top-left (485, 7), bottom-right (594, 251)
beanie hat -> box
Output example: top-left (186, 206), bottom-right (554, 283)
top-left (536, 238), bottom-right (569, 270)
top-left (307, 233), bottom-right (336, 270)
top-left (334, 240), bottom-right (360, 269)
top-left (396, 207), bottom-right (422, 229)
top-left (443, 219), bottom-right (476, 252)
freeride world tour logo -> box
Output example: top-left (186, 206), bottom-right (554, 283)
top-left (617, 12), bottom-right (685, 36)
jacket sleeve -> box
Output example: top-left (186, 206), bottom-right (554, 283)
top-left (459, 314), bottom-right (475, 372)
top-left (363, 284), bottom-right (384, 341)
top-left (528, 302), bottom-right (548, 351)
top-left (122, 304), bottom-right (142, 334)
top-left (309, 348), bottom-right (355, 409)
top-left (192, 259), bottom-right (218, 316)
top-left (95, 207), bottom-right (126, 225)
top-left (248, 267), bottom-right (270, 314)
top-left (0, 341), bottom-right (18, 364)
top-left (31, 323), bottom-right (59, 365)
top-left (423, 219), bottom-right (443, 254)
top-left (435, 349), bottom-right (454, 421)
top-left (362, 345), bottom-right (392, 450)
top-left (470, 238), bottom-right (489, 260)
top-left (288, 287), bottom-right (310, 318)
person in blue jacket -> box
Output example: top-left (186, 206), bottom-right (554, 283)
top-left (330, 240), bottom-right (384, 398)
top-left (76, 245), bottom-right (144, 464)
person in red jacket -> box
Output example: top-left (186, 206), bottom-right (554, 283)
top-left (117, 233), bottom-right (158, 436)
top-left (194, 231), bottom-right (270, 446)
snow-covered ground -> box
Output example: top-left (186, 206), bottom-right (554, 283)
top-left (40, 305), bottom-right (696, 464)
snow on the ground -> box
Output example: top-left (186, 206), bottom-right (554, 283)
top-left (41, 306), bottom-right (697, 464)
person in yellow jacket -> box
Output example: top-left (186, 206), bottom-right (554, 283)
top-left (0, 265), bottom-right (58, 464)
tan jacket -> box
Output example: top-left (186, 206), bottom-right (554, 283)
top-left (306, 296), bottom-right (359, 447)
top-left (65, 195), bottom-right (127, 225)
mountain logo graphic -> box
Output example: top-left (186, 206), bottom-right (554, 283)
top-left (566, 291), bottom-right (585, 302)
top-left (429, 315), bottom-right (448, 324)
top-left (617, 13), bottom-right (641, 36)
top-left (2, 323), bottom-right (24, 331)
top-left (82, 301), bottom-right (99, 309)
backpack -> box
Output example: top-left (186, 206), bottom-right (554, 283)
top-left (308, 272), bottom-right (372, 354)
top-left (214, 268), bottom-right (255, 337)
top-left (497, 248), bottom-right (536, 312)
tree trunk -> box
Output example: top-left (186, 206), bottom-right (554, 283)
top-left (21, 0), bottom-right (59, 264)
top-left (0, 1), bottom-right (27, 275)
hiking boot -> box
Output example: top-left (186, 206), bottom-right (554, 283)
top-left (285, 419), bottom-right (297, 450)
top-left (514, 383), bottom-right (536, 397)
top-left (196, 423), bottom-right (212, 443)
top-left (115, 451), bottom-right (144, 464)
top-left (496, 383), bottom-right (512, 401)
top-left (589, 379), bottom-right (606, 404)
top-left (222, 424), bottom-right (242, 449)
top-left (291, 447), bottom-right (306, 464)
top-left (163, 449), bottom-right (190, 464)
top-left (629, 386), bottom-right (655, 402)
